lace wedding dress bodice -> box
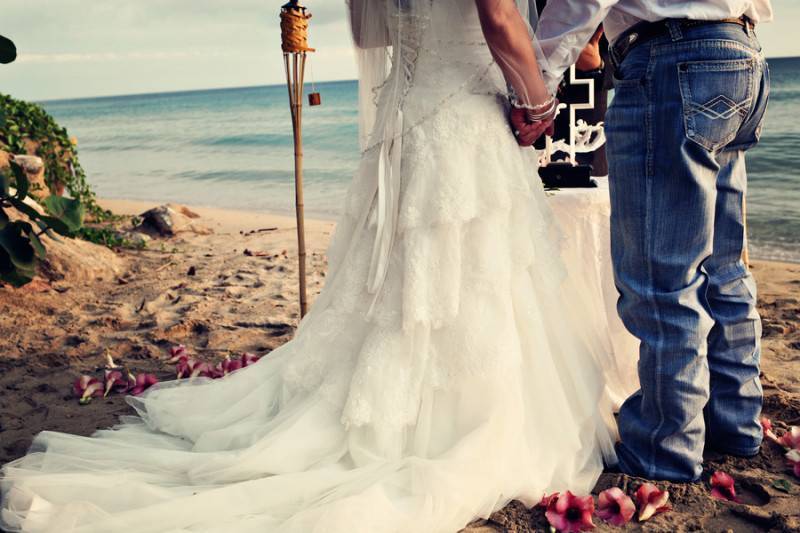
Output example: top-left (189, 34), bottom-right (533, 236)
top-left (0, 2), bottom-right (626, 532)
top-left (378, 0), bottom-right (506, 140)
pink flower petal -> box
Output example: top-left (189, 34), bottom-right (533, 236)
top-left (73, 375), bottom-right (92, 397)
top-left (127, 373), bottom-right (158, 395)
top-left (168, 344), bottom-right (187, 363)
top-left (176, 357), bottom-right (199, 379)
top-left (635, 483), bottom-right (670, 522)
top-left (545, 491), bottom-right (595, 532)
top-left (761, 417), bottom-right (782, 445)
top-left (787, 449), bottom-right (800, 479)
top-left (710, 471), bottom-right (738, 502)
top-left (189, 362), bottom-right (213, 379)
top-left (596, 487), bottom-right (635, 526)
top-left (240, 353), bottom-right (260, 367)
top-left (103, 370), bottom-right (130, 397)
top-left (779, 427), bottom-right (800, 450)
top-left (74, 375), bottom-right (104, 404)
top-left (539, 492), bottom-right (560, 508)
top-left (545, 510), bottom-right (570, 532)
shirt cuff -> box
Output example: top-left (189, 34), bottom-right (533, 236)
top-left (539, 34), bottom-right (584, 94)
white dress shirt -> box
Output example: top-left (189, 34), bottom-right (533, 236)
top-left (535, 0), bottom-right (774, 93)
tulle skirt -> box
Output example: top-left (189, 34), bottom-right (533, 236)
top-left (1, 92), bottom-right (621, 532)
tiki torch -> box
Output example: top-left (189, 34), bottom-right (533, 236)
top-left (280, 0), bottom-right (317, 318)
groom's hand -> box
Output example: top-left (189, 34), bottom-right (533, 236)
top-left (510, 107), bottom-right (555, 146)
top-left (575, 26), bottom-right (604, 72)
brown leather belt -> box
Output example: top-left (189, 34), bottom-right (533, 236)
top-left (610, 16), bottom-right (753, 67)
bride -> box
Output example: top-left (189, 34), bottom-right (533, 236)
top-left (1, 1), bottom-right (626, 531)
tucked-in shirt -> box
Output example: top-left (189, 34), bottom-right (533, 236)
top-left (535, 0), bottom-right (774, 93)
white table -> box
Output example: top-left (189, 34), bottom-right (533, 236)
top-left (546, 177), bottom-right (640, 407)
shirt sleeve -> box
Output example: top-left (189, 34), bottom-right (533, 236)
top-left (534, 0), bottom-right (619, 94)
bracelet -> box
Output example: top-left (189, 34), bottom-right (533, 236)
top-left (509, 93), bottom-right (556, 113)
top-left (524, 97), bottom-right (559, 123)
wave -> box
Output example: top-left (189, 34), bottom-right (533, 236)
top-left (195, 133), bottom-right (292, 147)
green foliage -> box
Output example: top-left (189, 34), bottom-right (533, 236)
top-left (43, 195), bottom-right (85, 233)
top-left (0, 161), bottom-right (84, 287)
top-left (772, 479), bottom-right (795, 494)
top-left (0, 92), bottom-right (110, 221)
top-left (78, 226), bottom-right (145, 250)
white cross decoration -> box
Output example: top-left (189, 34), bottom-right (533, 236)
top-left (542, 65), bottom-right (606, 166)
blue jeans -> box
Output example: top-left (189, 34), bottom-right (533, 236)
top-left (605, 20), bottom-right (770, 481)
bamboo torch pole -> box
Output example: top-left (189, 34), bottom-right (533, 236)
top-left (742, 196), bottom-right (750, 267)
top-left (280, 1), bottom-right (314, 318)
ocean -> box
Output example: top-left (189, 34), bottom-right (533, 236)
top-left (40, 57), bottom-right (800, 263)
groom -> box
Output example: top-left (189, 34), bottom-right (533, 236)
top-left (523, 0), bottom-right (773, 481)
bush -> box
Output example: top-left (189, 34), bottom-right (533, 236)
top-left (0, 161), bottom-right (83, 287)
top-left (0, 93), bottom-right (109, 221)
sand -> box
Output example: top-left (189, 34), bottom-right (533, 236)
top-left (0, 200), bottom-right (798, 532)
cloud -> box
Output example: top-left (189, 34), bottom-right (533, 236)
top-left (3, 0), bottom-right (796, 101)
top-left (17, 50), bottom-right (227, 64)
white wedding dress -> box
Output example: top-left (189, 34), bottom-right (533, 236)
top-left (1, 2), bottom-right (623, 531)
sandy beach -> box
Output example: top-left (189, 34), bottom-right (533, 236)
top-left (1, 199), bottom-right (798, 532)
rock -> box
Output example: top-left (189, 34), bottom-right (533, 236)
top-left (138, 205), bottom-right (211, 237)
top-left (117, 230), bottom-right (149, 247)
top-left (5, 195), bottom-right (125, 283)
top-left (11, 154), bottom-right (43, 174)
top-left (139, 205), bottom-right (175, 236)
top-left (7, 154), bottom-right (46, 193)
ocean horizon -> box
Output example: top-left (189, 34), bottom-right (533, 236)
top-left (35, 56), bottom-right (800, 263)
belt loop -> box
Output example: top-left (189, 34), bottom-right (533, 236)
top-left (666, 20), bottom-right (683, 41)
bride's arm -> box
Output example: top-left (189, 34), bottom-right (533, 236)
top-left (474, 0), bottom-right (551, 108)
top-left (347, 0), bottom-right (390, 49)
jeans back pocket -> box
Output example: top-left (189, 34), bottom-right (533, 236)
top-left (678, 58), bottom-right (755, 151)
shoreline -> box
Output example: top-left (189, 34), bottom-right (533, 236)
top-left (98, 197), bottom-right (800, 266)
top-left (99, 198), bottom-right (337, 235)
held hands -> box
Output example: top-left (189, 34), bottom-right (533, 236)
top-left (510, 105), bottom-right (556, 147)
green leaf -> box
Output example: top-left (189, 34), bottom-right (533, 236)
top-left (21, 223), bottom-right (46, 259)
top-left (11, 160), bottom-right (29, 200)
top-left (43, 195), bottom-right (84, 232)
top-left (0, 170), bottom-right (8, 197)
top-left (0, 248), bottom-right (34, 287)
top-left (7, 197), bottom-right (43, 222)
top-left (0, 222), bottom-right (36, 276)
top-left (772, 479), bottom-right (794, 493)
top-left (36, 215), bottom-right (71, 236)
top-left (33, 219), bottom-right (58, 241)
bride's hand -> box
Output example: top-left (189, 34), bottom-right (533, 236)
top-left (510, 107), bottom-right (554, 146)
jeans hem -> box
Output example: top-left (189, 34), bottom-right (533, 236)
top-left (706, 441), bottom-right (761, 458)
top-left (616, 446), bottom-right (702, 483)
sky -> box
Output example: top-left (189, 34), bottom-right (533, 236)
top-left (0, 0), bottom-right (798, 102)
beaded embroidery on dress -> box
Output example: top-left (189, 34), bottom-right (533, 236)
top-left (0, 1), bottom-right (621, 532)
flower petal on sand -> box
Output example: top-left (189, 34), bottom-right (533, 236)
top-left (596, 487), bottom-right (635, 526)
top-left (635, 483), bottom-right (670, 522)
